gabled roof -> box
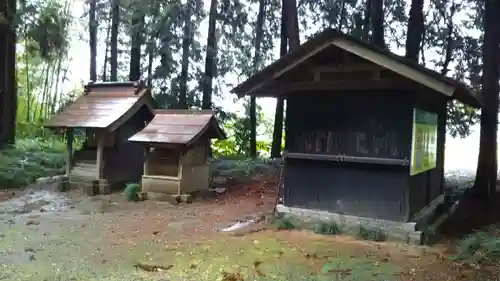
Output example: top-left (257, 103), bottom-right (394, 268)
top-left (128, 109), bottom-right (226, 146)
top-left (44, 81), bottom-right (155, 131)
top-left (231, 28), bottom-right (481, 108)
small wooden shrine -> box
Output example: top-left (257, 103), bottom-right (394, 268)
top-left (231, 28), bottom-right (481, 227)
top-left (44, 81), bottom-right (155, 195)
top-left (128, 110), bottom-right (226, 197)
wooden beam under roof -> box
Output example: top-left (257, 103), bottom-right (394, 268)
top-left (249, 79), bottom-right (417, 97)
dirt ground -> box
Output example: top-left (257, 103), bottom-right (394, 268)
top-left (0, 180), bottom-right (495, 281)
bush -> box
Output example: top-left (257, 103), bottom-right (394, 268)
top-left (356, 225), bottom-right (387, 242)
top-left (452, 230), bottom-right (500, 266)
top-left (211, 158), bottom-right (278, 184)
top-left (124, 182), bottom-right (141, 201)
top-left (0, 138), bottom-right (66, 188)
top-left (273, 216), bottom-right (297, 230)
top-left (314, 221), bottom-right (342, 235)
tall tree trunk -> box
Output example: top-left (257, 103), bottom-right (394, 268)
top-left (24, 36), bottom-right (31, 121)
top-left (89, 0), bottom-right (97, 81)
top-left (249, 0), bottom-right (266, 158)
top-left (102, 14), bottom-right (111, 81)
top-left (45, 62), bottom-right (58, 118)
top-left (110, 0), bottom-right (120, 81)
top-left (147, 42), bottom-right (154, 91)
top-left (474, 0), bottom-right (500, 203)
top-left (287, 0), bottom-right (300, 50)
top-left (270, 0), bottom-right (289, 158)
top-left (51, 57), bottom-right (63, 115)
top-left (147, 48), bottom-right (154, 91)
top-left (440, 10), bottom-right (454, 76)
top-left (39, 64), bottom-right (51, 121)
top-left (337, 0), bottom-right (347, 30)
top-left (404, 0), bottom-right (424, 62)
top-left (129, 5), bottom-right (143, 81)
top-left (201, 0), bottom-right (218, 109)
top-left (362, 0), bottom-right (371, 40)
top-left (32, 65), bottom-right (48, 119)
top-left (0, 0), bottom-right (17, 145)
top-left (370, 0), bottom-right (384, 48)
top-left (179, 2), bottom-right (193, 109)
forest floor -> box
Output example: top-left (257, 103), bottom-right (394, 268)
top-left (0, 178), bottom-right (498, 281)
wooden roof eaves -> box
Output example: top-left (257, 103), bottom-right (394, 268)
top-left (129, 116), bottom-right (227, 147)
top-left (106, 89), bottom-right (154, 132)
top-left (230, 28), bottom-right (482, 109)
top-left (177, 118), bottom-right (227, 147)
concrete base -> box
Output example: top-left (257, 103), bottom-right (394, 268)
top-left (68, 179), bottom-right (110, 196)
top-left (36, 175), bottom-right (69, 192)
top-left (97, 179), bottom-right (111, 195)
top-left (276, 204), bottom-right (422, 245)
top-left (146, 192), bottom-right (193, 204)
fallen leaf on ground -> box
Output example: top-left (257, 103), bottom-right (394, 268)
top-left (221, 271), bottom-right (244, 281)
top-left (134, 263), bottom-right (174, 272)
top-left (25, 220), bottom-right (39, 226)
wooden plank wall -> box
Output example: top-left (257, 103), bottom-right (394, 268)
top-left (287, 91), bottom-right (413, 160)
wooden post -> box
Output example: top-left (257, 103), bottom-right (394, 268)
top-left (143, 146), bottom-right (149, 176)
top-left (65, 128), bottom-right (74, 176)
top-left (177, 152), bottom-right (184, 195)
top-left (96, 131), bottom-right (104, 180)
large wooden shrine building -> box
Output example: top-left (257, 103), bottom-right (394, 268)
top-left (231, 29), bottom-right (481, 223)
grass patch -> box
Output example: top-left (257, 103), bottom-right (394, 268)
top-left (0, 138), bottom-right (66, 188)
top-left (451, 229), bottom-right (500, 267)
top-left (141, 230), bottom-right (403, 281)
top-left (356, 226), bottom-right (387, 242)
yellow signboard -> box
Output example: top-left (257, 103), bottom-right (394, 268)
top-left (410, 108), bottom-right (438, 175)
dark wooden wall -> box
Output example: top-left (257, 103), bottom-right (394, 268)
top-left (286, 91), bottom-right (413, 159)
top-left (284, 159), bottom-right (410, 221)
top-left (407, 90), bottom-right (447, 219)
top-left (284, 91), bottom-right (414, 221)
top-left (105, 105), bottom-right (154, 185)
top-left (282, 89), bottom-right (447, 222)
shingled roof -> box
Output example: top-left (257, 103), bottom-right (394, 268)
top-left (44, 81), bottom-right (154, 131)
top-left (128, 109), bottom-right (226, 146)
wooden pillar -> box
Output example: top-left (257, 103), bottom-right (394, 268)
top-left (284, 98), bottom-right (289, 150)
top-left (143, 146), bottom-right (149, 176)
top-left (65, 128), bottom-right (74, 176)
top-left (177, 152), bottom-right (184, 195)
top-left (96, 131), bottom-right (104, 180)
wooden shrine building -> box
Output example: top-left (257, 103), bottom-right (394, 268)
top-left (231, 29), bottom-right (482, 227)
top-left (128, 110), bottom-right (226, 197)
top-left (45, 81), bottom-right (155, 194)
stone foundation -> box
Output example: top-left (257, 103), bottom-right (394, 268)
top-left (145, 192), bottom-right (193, 204)
top-left (276, 204), bottom-right (422, 245)
top-left (36, 175), bottom-right (69, 192)
top-left (98, 179), bottom-right (111, 194)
